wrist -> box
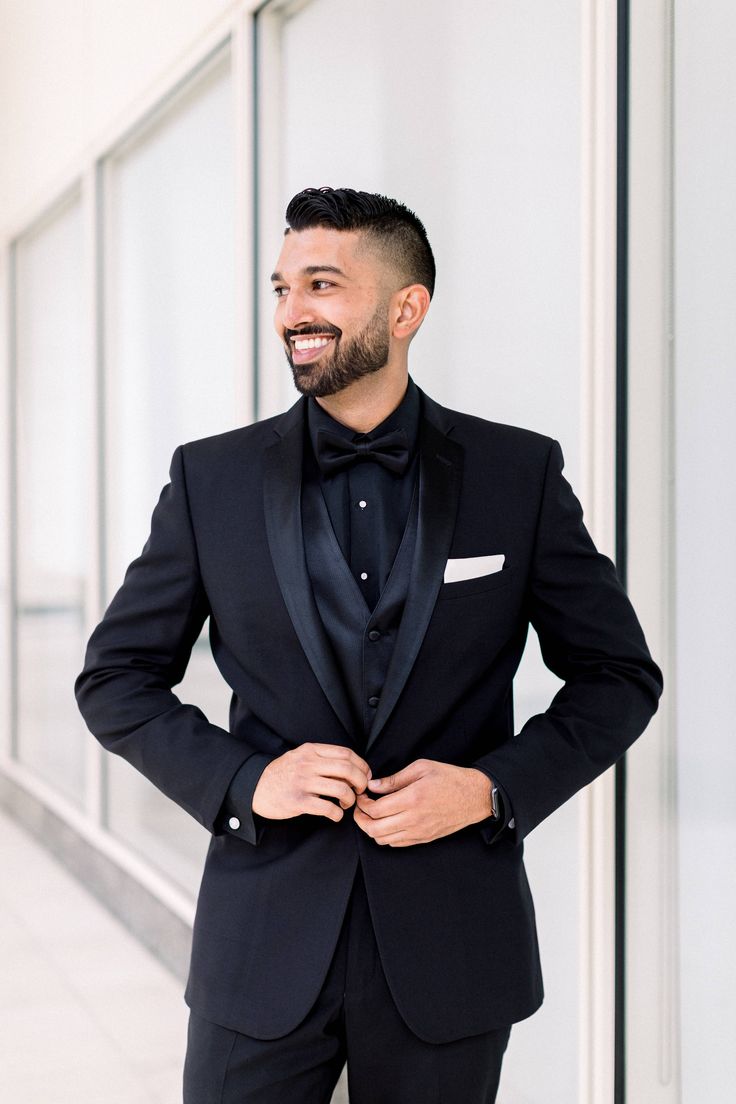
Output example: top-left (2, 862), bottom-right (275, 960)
top-left (466, 767), bottom-right (495, 824)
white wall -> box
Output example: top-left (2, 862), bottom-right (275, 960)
top-left (0, 0), bottom-right (236, 231)
top-left (674, 2), bottom-right (736, 1099)
top-left (625, 3), bottom-right (677, 1099)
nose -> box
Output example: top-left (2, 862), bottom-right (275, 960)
top-left (279, 287), bottom-right (314, 331)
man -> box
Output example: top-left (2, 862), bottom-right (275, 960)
top-left (75, 187), bottom-right (662, 1103)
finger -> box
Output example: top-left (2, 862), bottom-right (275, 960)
top-left (367, 760), bottom-right (425, 794)
top-left (311, 746), bottom-right (370, 790)
top-left (353, 806), bottom-right (408, 839)
top-left (313, 744), bottom-right (371, 775)
top-left (319, 761), bottom-right (372, 794)
top-left (303, 794), bottom-right (344, 822)
top-left (385, 834), bottom-right (423, 848)
top-left (354, 791), bottom-right (407, 819)
top-left (353, 805), bottom-right (386, 836)
top-left (307, 776), bottom-right (357, 809)
top-left (363, 823), bottom-right (417, 847)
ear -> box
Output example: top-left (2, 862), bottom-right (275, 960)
top-left (391, 284), bottom-right (431, 341)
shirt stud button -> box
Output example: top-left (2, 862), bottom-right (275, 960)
top-left (360, 572), bottom-right (368, 580)
top-left (358, 500), bottom-right (367, 509)
top-left (368, 696), bottom-right (380, 708)
top-left (368, 630), bottom-right (381, 642)
top-left (228, 816), bottom-right (241, 831)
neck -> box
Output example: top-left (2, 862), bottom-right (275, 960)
top-left (315, 367), bottom-right (410, 434)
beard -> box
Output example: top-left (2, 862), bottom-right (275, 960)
top-left (284, 302), bottom-right (391, 398)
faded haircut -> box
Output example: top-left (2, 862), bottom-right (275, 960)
top-left (284, 187), bottom-right (436, 298)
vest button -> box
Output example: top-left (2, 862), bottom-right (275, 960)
top-left (368, 630), bottom-right (381, 642)
top-left (368, 696), bottom-right (380, 708)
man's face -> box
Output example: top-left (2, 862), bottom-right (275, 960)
top-left (271, 227), bottom-right (394, 398)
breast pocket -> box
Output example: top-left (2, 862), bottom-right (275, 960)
top-left (438, 566), bottom-right (515, 599)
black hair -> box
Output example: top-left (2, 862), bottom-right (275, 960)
top-left (284, 187), bottom-right (436, 298)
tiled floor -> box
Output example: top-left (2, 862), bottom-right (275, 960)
top-left (0, 809), bottom-right (188, 1103)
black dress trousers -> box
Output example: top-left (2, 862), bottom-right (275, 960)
top-left (183, 862), bottom-right (511, 1104)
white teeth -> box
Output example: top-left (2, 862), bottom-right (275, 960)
top-left (294, 336), bottom-right (332, 351)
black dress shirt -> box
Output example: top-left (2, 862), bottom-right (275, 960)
top-left (305, 378), bottom-right (420, 612)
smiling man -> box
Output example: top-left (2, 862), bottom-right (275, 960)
top-left (76, 187), bottom-right (662, 1103)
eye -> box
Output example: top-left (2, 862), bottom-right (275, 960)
top-left (272, 285), bottom-right (288, 298)
top-left (313, 280), bottom-right (333, 291)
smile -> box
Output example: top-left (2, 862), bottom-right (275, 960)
top-left (288, 334), bottom-right (335, 364)
top-left (291, 336), bottom-right (334, 351)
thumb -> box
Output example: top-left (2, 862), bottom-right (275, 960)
top-left (368, 761), bottom-right (423, 793)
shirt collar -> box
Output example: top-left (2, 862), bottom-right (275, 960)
top-left (307, 376), bottom-right (420, 462)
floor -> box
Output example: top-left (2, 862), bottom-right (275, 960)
top-left (0, 808), bottom-right (187, 1104)
top-left (0, 808), bottom-right (350, 1104)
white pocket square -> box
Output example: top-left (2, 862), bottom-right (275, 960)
top-left (443, 554), bottom-right (505, 584)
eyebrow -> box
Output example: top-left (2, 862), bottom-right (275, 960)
top-left (270, 265), bottom-right (348, 282)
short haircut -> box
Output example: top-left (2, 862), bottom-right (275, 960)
top-left (284, 187), bottom-right (436, 298)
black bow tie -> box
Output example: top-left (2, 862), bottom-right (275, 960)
top-left (315, 427), bottom-right (411, 476)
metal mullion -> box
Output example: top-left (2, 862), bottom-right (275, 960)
top-left (252, 0), bottom-right (295, 421)
top-left (578, 3), bottom-right (620, 1101)
top-left (6, 242), bottom-right (18, 762)
top-left (232, 9), bottom-right (256, 427)
top-left (614, 2), bottom-right (631, 1102)
top-left (79, 163), bottom-right (105, 827)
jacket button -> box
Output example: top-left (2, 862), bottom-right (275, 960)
top-left (368, 630), bottom-right (381, 642)
top-left (368, 696), bottom-right (380, 708)
top-left (228, 816), bottom-right (241, 831)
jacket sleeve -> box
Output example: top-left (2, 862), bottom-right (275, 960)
top-left (217, 753), bottom-right (274, 844)
top-left (75, 445), bottom-right (261, 834)
top-left (472, 439), bottom-right (663, 842)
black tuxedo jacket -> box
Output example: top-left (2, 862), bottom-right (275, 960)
top-left (75, 385), bottom-right (662, 1043)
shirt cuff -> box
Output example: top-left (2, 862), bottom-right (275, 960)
top-left (218, 752), bottom-right (274, 845)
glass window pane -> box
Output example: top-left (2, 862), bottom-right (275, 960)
top-left (103, 49), bottom-right (236, 894)
top-left (105, 50), bottom-right (238, 584)
top-left (265, 1), bottom-right (586, 1097)
top-left (15, 193), bottom-right (92, 806)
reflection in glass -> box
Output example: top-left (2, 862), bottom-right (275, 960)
top-left (15, 194), bottom-right (91, 805)
top-left (103, 49), bottom-right (237, 894)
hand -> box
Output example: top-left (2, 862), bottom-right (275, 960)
top-left (353, 760), bottom-right (493, 847)
top-left (252, 743), bottom-right (371, 823)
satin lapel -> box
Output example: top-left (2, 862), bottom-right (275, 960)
top-left (263, 407), bottom-right (355, 739)
top-left (366, 411), bottom-right (463, 753)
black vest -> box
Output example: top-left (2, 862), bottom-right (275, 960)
top-left (301, 475), bottom-right (419, 744)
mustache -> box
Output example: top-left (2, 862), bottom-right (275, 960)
top-left (284, 323), bottom-right (342, 341)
